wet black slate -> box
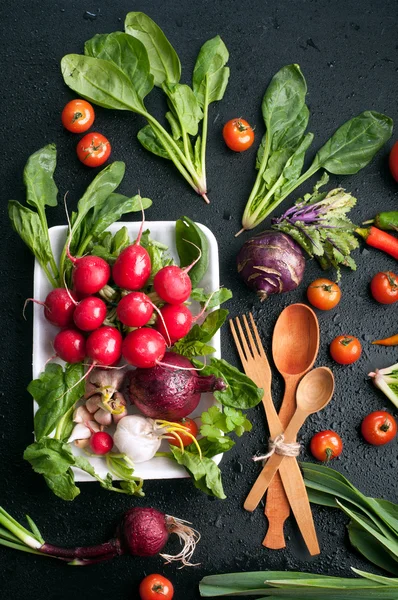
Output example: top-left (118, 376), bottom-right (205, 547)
top-left (0, 0), bottom-right (398, 598)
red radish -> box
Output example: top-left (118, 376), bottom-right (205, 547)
top-left (24, 288), bottom-right (78, 327)
top-left (125, 352), bottom-right (227, 420)
top-left (112, 203), bottom-right (151, 290)
top-left (90, 431), bottom-right (113, 455)
top-left (71, 255), bottom-right (111, 297)
top-left (73, 296), bottom-right (107, 331)
top-left (53, 329), bottom-right (86, 363)
top-left (122, 328), bottom-right (166, 369)
top-left (116, 292), bottom-right (153, 327)
top-left (86, 326), bottom-right (123, 366)
top-left (153, 240), bottom-right (202, 305)
top-left (156, 304), bottom-right (193, 342)
top-left (1, 506), bottom-right (200, 567)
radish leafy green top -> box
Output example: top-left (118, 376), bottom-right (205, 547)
top-left (240, 64), bottom-right (393, 233)
top-left (61, 12), bottom-right (230, 203)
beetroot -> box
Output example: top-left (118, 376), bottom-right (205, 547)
top-left (0, 505), bottom-right (199, 567)
top-left (125, 352), bottom-right (227, 420)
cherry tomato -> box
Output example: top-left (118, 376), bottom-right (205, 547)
top-left (139, 574), bottom-right (174, 600)
top-left (168, 418), bottom-right (198, 448)
top-left (223, 118), bottom-right (255, 152)
top-left (310, 430), bottom-right (343, 462)
top-left (389, 141), bottom-right (398, 182)
top-left (361, 411), bottom-right (397, 446)
top-left (307, 278), bottom-right (341, 310)
top-left (370, 271), bottom-right (398, 304)
top-left (76, 132), bottom-right (111, 167)
top-left (61, 99), bottom-right (95, 133)
top-left (330, 335), bottom-right (362, 365)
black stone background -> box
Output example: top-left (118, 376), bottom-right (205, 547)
top-left (1, 0), bottom-right (398, 598)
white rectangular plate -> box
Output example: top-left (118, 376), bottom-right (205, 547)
top-left (33, 221), bottom-right (221, 481)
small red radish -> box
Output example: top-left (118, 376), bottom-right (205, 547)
top-left (155, 304), bottom-right (193, 342)
top-left (6, 506), bottom-right (200, 566)
top-left (153, 241), bottom-right (202, 305)
top-left (90, 431), bottom-right (113, 455)
top-left (112, 203), bottom-right (151, 290)
top-left (71, 255), bottom-right (111, 297)
top-left (122, 328), bottom-right (166, 369)
top-left (53, 329), bottom-right (86, 363)
top-left (24, 288), bottom-right (78, 327)
top-left (86, 326), bottom-right (123, 367)
top-left (73, 296), bottom-right (107, 331)
top-left (116, 292), bottom-right (153, 327)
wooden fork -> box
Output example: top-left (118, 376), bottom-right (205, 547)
top-left (229, 313), bottom-right (320, 556)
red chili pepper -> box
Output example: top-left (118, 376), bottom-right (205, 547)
top-left (356, 226), bottom-right (398, 260)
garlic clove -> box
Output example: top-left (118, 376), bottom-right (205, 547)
top-left (69, 423), bottom-right (91, 443)
top-left (73, 405), bottom-right (92, 423)
top-left (74, 438), bottom-right (90, 449)
top-left (86, 394), bottom-right (102, 413)
top-left (94, 408), bottom-right (113, 426)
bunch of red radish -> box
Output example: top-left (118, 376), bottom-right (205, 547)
top-left (35, 223), bottom-right (202, 374)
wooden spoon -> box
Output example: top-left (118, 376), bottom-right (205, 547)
top-left (264, 303), bottom-right (319, 549)
top-left (244, 367), bottom-right (334, 507)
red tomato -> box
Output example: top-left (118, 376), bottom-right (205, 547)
top-left (139, 574), bottom-right (174, 600)
top-left (307, 278), bottom-right (341, 310)
top-left (61, 99), bottom-right (95, 133)
top-left (389, 141), bottom-right (398, 182)
top-left (310, 430), bottom-right (343, 462)
top-left (361, 411), bottom-right (397, 446)
top-left (76, 132), bottom-right (111, 167)
top-left (330, 335), bottom-right (362, 365)
top-left (223, 118), bottom-right (255, 152)
top-left (370, 271), bottom-right (398, 304)
top-left (168, 418), bottom-right (199, 448)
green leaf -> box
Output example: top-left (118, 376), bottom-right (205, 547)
top-left (193, 36), bottom-right (230, 106)
top-left (170, 447), bottom-right (226, 499)
top-left (271, 104), bottom-right (310, 153)
top-left (89, 194), bottom-right (152, 240)
top-left (84, 32), bottom-right (154, 101)
top-left (165, 110), bottom-right (182, 140)
top-left (23, 143), bottom-right (58, 210)
top-left (125, 12), bottom-right (181, 85)
top-left (191, 287), bottom-right (233, 309)
top-left (137, 125), bottom-right (171, 159)
top-left (262, 64), bottom-right (307, 136)
top-left (171, 340), bottom-right (216, 359)
top-left (44, 470), bottom-right (80, 501)
top-left (173, 309), bottom-right (228, 357)
top-left (8, 201), bottom-right (54, 267)
top-left (61, 53), bottom-right (148, 113)
top-left (349, 522), bottom-right (398, 576)
top-left (175, 216), bottom-right (209, 288)
top-left (24, 438), bottom-right (75, 476)
top-left (188, 437), bottom-right (235, 457)
top-left (275, 132), bottom-right (314, 199)
top-left (164, 83), bottom-right (203, 136)
top-left (312, 111), bottom-right (393, 175)
top-left (29, 363), bottom-right (85, 441)
top-left (192, 357), bottom-right (263, 409)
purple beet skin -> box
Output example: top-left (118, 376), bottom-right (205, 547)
top-left (125, 352), bottom-right (227, 420)
top-left (237, 230), bottom-right (305, 301)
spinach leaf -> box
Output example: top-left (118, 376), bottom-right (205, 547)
top-left (8, 145), bottom-right (59, 287)
top-left (164, 83), bottom-right (203, 137)
top-left (44, 471), bottom-right (80, 501)
top-left (262, 64), bottom-right (307, 138)
top-left (124, 12), bottom-right (181, 85)
top-left (172, 308), bottom-right (227, 358)
top-left (24, 143), bottom-right (58, 210)
top-left (137, 125), bottom-right (172, 159)
top-left (91, 227), bottom-right (130, 263)
top-left (191, 287), bottom-right (233, 308)
top-left (61, 54), bottom-right (148, 114)
top-left (192, 358), bottom-right (263, 409)
top-left (84, 32), bottom-right (154, 102)
top-left (311, 111), bottom-right (394, 175)
top-left (24, 438), bottom-right (75, 476)
top-left (175, 216), bottom-right (209, 287)
top-left (193, 36), bottom-right (230, 107)
top-left (170, 447), bottom-right (226, 499)
top-left (28, 363), bottom-right (85, 442)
